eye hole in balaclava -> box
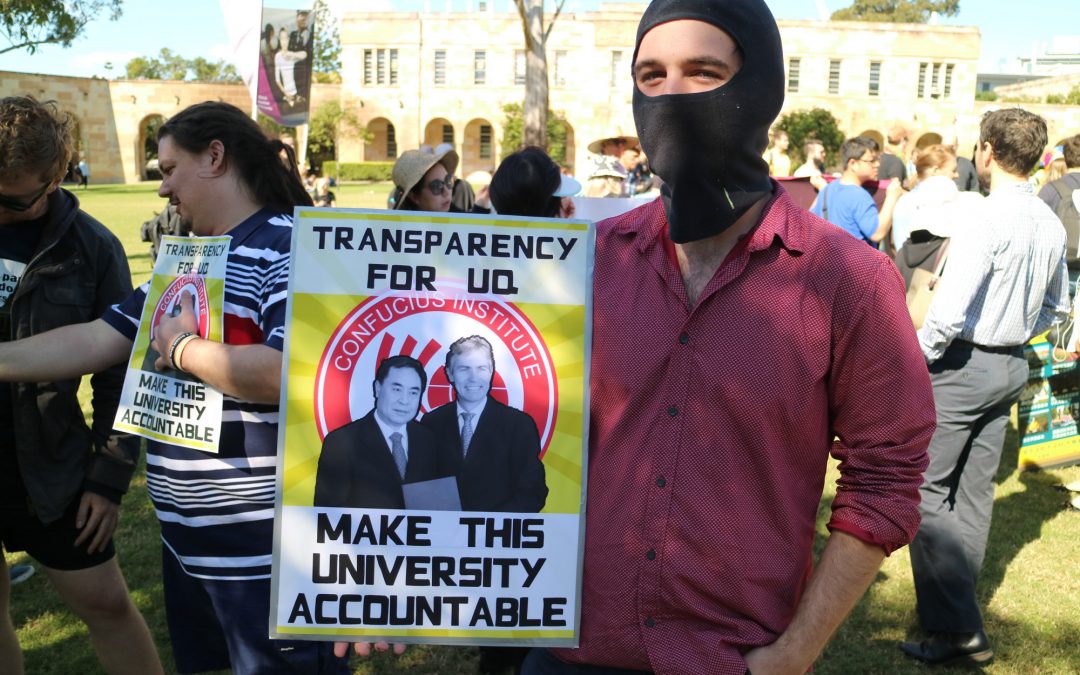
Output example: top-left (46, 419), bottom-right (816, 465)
top-left (631, 0), bottom-right (785, 243)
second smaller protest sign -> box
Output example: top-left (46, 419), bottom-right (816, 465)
top-left (114, 235), bottom-right (229, 453)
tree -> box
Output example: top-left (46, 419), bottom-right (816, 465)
top-left (312, 0), bottom-right (341, 84)
top-left (0, 0), bottom-right (121, 56)
top-left (124, 48), bottom-right (241, 83)
top-left (831, 0), bottom-right (960, 23)
top-left (773, 108), bottom-right (845, 168)
top-left (513, 0), bottom-right (567, 149)
top-left (306, 101), bottom-right (368, 173)
top-left (500, 103), bottom-right (569, 166)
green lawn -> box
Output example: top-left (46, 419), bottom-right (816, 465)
top-left (7, 183), bottom-right (1080, 674)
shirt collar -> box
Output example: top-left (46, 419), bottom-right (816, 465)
top-left (458, 397), bottom-right (488, 418)
top-left (619, 182), bottom-right (805, 257)
top-left (374, 411), bottom-right (408, 441)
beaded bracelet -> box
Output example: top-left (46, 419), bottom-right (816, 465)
top-left (167, 331), bottom-right (197, 373)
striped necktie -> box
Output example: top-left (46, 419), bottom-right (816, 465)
top-left (390, 432), bottom-right (406, 479)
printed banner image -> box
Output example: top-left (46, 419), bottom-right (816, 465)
top-left (113, 236), bottom-right (229, 453)
top-left (1017, 339), bottom-right (1080, 469)
top-left (257, 2), bottom-right (315, 126)
top-left (271, 208), bottom-right (594, 645)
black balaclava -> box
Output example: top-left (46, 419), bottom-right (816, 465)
top-left (632, 0), bottom-right (785, 243)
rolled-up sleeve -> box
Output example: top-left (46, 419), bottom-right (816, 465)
top-left (827, 258), bottom-right (935, 554)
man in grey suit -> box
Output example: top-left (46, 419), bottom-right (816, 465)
top-left (422, 335), bottom-right (547, 513)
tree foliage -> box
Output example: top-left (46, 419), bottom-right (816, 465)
top-left (124, 48), bottom-right (241, 83)
top-left (500, 103), bottom-right (569, 165)
top-left (312, 0), bottom-right (341, 84)
top-left (306, 101), bottom-right (368, 171)
top-left (831, 0), bottom-right (960, 22)
top-left (774, 108), bottom-right (846, 167)
top-left (0, 0), bottom-right (121, 56)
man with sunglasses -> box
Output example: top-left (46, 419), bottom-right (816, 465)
top-left (811, 135), bottom-right (903, 247)
top-left (0, 96), bottom-right (162, 674)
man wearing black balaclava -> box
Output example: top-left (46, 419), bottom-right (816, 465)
top-left (521, 1), bottom-right (935, 674)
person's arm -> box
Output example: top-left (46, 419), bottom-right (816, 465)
top-left (0, 318), bottom-right (131, 383)
top-left (743, 531), bottom-right (884, 674)
top-left (917, 224), bottom-right (994, 362)
top-left (497, 414), bottom-right (548, 512)
top-left (1033, 254), bottom-right (1070, 338)
top-left (150, 292), bottom-right (282, 404)
top-left (869, 180), bottom-right (903, 244)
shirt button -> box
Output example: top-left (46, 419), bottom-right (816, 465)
top-left (679, 332), bottom-right (690, 345)
top-left (656, 477), bottom-right (666, 488)
top-left (644, 617), bottom-right (655, 628)
top-left (667, 406), bottom-right (679, 417)
top-left (646, 549), bottom-right (656, 560)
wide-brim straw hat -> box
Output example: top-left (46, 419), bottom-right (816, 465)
top-left (392, 148), bottom-right (460, 209)
top-left (587, 134), bottom-right (639, 155)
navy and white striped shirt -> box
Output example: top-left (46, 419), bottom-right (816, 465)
top-left (103, 209), bottom-right (291, 580)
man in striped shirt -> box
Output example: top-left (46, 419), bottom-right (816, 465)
top-left (0, 102), bottom-right (348, 674)
top-left (903, 108), bottom-right (1070, 667)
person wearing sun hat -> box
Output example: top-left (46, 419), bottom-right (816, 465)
top-left (391, 146), bottom-right (491, 213)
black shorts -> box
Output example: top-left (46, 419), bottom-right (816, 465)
top-left (0, 491), bottom-right (115, 571)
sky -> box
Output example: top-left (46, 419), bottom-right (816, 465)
top-left (0, 0), bottom-right (1076, 79)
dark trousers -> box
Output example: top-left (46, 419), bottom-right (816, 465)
top-left (909, 342), bottom-right (1027, 633)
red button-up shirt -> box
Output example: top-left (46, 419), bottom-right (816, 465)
top-left (554, 189), bottom-right (934, 674)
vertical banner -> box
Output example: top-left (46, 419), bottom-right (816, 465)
top-left (114, 236), bottom-right (229, 452)
top-left (271, 209), bottom-right (594, 645)
top-left (257, 1), bottom-right (315, 126)
top-left (1017, 339), bottom-right (1080, 469)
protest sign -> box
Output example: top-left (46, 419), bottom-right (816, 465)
top-left (1017, 339), bottom-right (1080, 469)
top-left (114, 236), bottom-right (228, 453)
top-left (257, 2), bottom-right (315, 126)
top-left (271, 208), bottom-right (593, 645)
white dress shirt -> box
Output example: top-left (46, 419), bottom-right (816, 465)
top-left (374, 412), bottom-right (408, 461)
top-left (918, 181), bottom-right (1070, 362)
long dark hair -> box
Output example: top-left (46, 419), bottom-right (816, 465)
top-left (489, 146), bottom-right (562, 218)
top-left (158, 101), bottom-right (313, 212)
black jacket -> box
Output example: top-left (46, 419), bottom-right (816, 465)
top-left (422, 397), bottom-right (548, 513)
top-left (313, 410), bottom-right (451, 509)
top-left (6, 189), bottom-right (137, 523)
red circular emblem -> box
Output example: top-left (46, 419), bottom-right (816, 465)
top-left (314, 284), bottom-right (558, 455)
top-left (151, 274), bottom-right (210, 340)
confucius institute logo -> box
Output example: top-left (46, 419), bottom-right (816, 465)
top-left (150, 274), bottom-right (210, 341)
top-left (314, 284), bottom-right (558, 456)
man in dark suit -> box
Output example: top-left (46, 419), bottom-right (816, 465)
top-left (422, 336), bottom-right (547, 513)
top-left (314, 355), bottom-right (446, 509)
top-left (287, 10), bottom-right (313, 104)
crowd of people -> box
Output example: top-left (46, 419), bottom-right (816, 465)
top-left (2, 0), bottom-right (1080, 674)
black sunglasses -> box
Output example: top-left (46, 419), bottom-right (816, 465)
top-left (0, 180), bottom-right (52, 212)
top-left (425, 177), bottom-right (454, 195)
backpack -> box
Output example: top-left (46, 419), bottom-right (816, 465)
top-left (1050, 177), bottom-right (1080, 268)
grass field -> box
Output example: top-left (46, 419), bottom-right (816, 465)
top-left (7, 183), bottom-right (1080, 674)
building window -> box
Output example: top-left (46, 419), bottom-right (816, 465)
top-left (611, 50), bottom-right (623, 88)
top-left (787, 57), bottom-right (800, 93)
top-left (474, 50), bottom-right (486, 85)
top-left (554, 50), bottom-right (567, 87)
top-left (868, 61), bottom-right (881, 97)
top-left (365, 48), bottom-right (398, 86)
top-left (442, 124), bottom-right (453, 144)
top-left (918, 62), bottom-right (928, 98)
top-left (931, 62), bottom-right (941, 98)
top-left (479, 124), bottom-right (492, 159)
top-left (387, 123), bottom-right (397, 159)
top-left (944, 63), bottom-right (955, 97)
top-left (515, 50), bottom-right (526, 86)
top-left (828, 59), bottom-right (841, 95)
top-left (434, 49), bottom-right (446, 85)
